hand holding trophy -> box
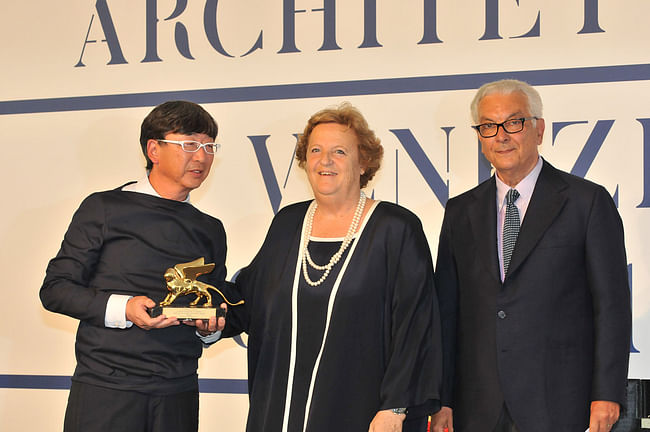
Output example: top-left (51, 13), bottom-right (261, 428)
top-left (149, 257), bottom-right (243, 320)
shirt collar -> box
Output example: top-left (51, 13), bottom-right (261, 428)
top-left (496, 156), bottom-right (543, 210)
top-left (121, 173), bottom-right (191, 203)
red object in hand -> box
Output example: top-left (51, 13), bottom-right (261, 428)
top-left (427, 417), bottom-right (449, 432)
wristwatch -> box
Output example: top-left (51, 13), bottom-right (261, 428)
top-left (391, 408), bottom-right (407, 415)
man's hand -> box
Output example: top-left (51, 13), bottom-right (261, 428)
top-left (368, 409), bottom-right (404, 432)
top-left (125, 296), bottom-right (179, 330)
top-left (589, 401), bottom-right (620, 432)
top-left (431, 406), bottom-right (453, 432)
top-left (184, 303), bottom-right (227, 336)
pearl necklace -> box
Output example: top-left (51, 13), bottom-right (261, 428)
top-left (301, 191), bottom-right (366, 287)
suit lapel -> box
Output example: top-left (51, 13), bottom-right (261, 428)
top-left (506, 161), bottom-right (568, 279)
top-left (467, 178), bottom-right (501, 284)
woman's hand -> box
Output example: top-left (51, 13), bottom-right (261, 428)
top-left (431, 406), bottom-right (453, 432)
top-left (368, 409), bottom-right (404, 432)
top-left (184, 303), bottom-right (227, 336)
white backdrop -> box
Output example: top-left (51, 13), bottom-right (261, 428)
top-left (1, 1), bottom-right (649, 430)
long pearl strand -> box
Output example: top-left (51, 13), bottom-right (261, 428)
top-left (302, 191), bottom-right (366, 287)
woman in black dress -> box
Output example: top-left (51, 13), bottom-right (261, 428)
top-left (225, 103), bottom-right (442, 432)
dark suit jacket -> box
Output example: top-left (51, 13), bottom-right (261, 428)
top-left (435, 160), bottom-right (631, 432)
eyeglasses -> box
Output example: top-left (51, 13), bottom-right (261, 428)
top-left (472, 117), bottom-right (538, 138)
top-left (157, 139), bottom-right (221, 154)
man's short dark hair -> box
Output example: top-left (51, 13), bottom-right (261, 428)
top-left (140, 101), bottom-right (219, 170)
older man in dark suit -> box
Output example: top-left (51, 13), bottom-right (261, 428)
top-left (432, 80), bottom-right (631, 432)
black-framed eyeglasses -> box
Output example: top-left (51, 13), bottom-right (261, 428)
top-left (472, 117), bottom-right (538, 138)
top-left (157, 139), bottom-right (221, 154)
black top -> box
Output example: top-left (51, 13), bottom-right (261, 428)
top-left (40, 186), bottom-right (227, 395)
top-left (288, 239), bottom-right (350, 431)
top-left (224, 200), bottom-right (442, 432)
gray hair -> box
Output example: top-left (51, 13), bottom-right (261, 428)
top-left (470, 79), bottom-right (543, 124)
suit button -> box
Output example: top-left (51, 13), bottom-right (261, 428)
top-left (497, 310), bottom-right (506, 319)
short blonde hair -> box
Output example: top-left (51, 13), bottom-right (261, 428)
top-left (295, 103), bottom-right (383, 189)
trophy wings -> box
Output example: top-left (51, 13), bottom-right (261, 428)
top-left (174, 258), bottom-right (216, 281)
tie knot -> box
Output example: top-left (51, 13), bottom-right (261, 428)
top-left (506, 188), bottom-right (520, 205)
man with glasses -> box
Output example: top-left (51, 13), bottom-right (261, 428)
top-left (40, 100), bottom-right (227, 432)
top-left (432, 80), bottom-right (631, 432)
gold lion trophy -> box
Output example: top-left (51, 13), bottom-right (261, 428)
top-left (148, 257), bottom-right (243, 320)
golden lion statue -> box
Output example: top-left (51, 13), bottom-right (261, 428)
top-left (160, 258), bottom-right (243, 307)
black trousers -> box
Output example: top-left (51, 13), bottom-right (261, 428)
top-left (64, 381), bottom-right (199, 432)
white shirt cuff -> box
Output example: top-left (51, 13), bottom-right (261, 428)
top-left (105, 294), bottom-right (134, 329)
top-left (197, 330), bottom-right (222, 345)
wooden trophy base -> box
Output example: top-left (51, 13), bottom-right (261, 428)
top-left (148, 305), bottom-right (226, 320)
